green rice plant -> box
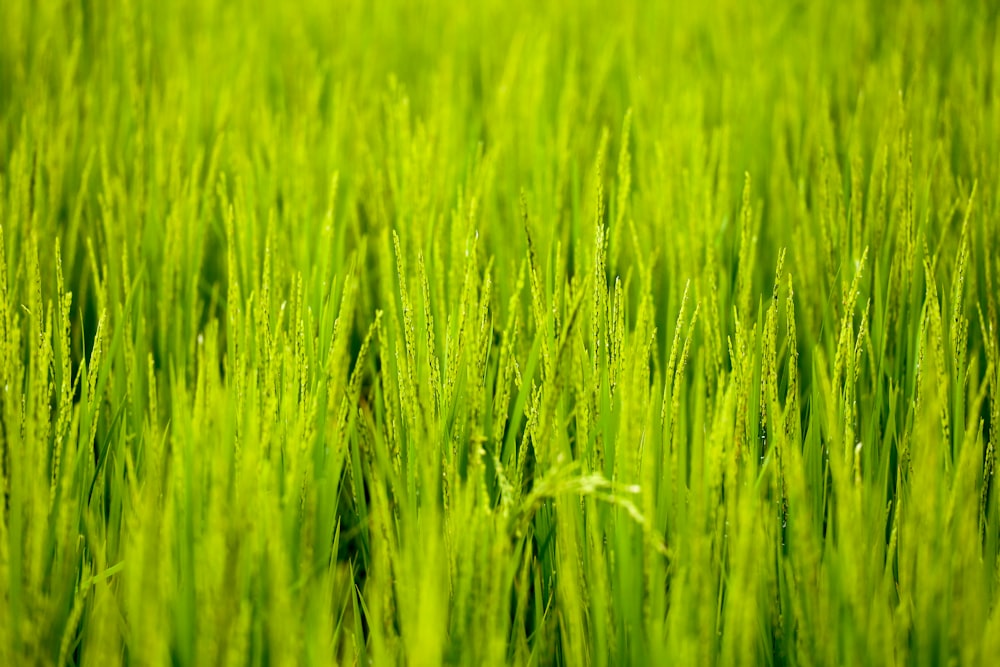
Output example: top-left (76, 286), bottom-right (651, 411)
top-left (1, 0), bottom-right (999, 664)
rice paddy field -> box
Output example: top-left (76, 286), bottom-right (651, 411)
top-left (2, 0), bottom-right (1000, 664)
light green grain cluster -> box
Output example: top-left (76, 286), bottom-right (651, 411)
top-left (2, 0), bottom-right (999, 664)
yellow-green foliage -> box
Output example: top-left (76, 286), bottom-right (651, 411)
top-left (1, 0), bottom-right (999, 664)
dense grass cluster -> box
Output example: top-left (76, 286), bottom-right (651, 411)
top-left (2, 0), bottom-right (1000, 664)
